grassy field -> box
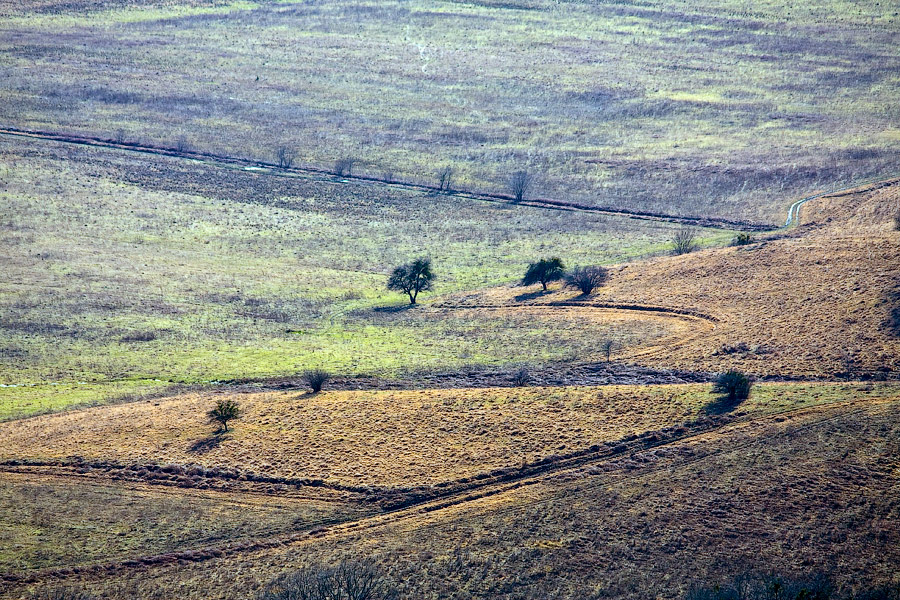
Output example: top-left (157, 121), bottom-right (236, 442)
top-left (448, 180), bottom-right (900, 378)
top-left (4, 390), bottom-right (896, 599)
top-left (2, 0), bottom-right (899, 222)
top-left (0, 472), bottom-right (366, 573)
top-left (0, 136), bottom-right (734, 418)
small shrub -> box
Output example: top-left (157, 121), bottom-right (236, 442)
top-left (303, 369), bottom-right (331, 393)
top-left (711, 370), bottom-right (751, 405)
top-left (601, 339), bottom-right (615, 363)
top-left (893, 211), bottom-right (900, 231)
top-left (521, 257), bottom-right (565, 291)
top-left (565, 265), bottom-right (608, 295)
top-left (120, 330), bottom-right (157, 343)
top-left (731, 232), bottom-right (753, 246)
top-left (174, 135), bottom-right (189, 154)
top-left (672, 228), bottom-right (699, 255)
top-left (275, 146), bottom-right (295, 169)
top-left (334, 157), bottom-right (356, 177)
top-left (208, 398), bottom-right (240, 432)
top-left (507, 169), bottom-right (533, 203)
top-left (512, 367), bottom-right (530, 386)
top-left (437, 165), bottom-right (454, 192)
top-left (261, 559), bottom-right (395, 600)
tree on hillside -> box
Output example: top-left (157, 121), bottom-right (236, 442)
top-left (508, 170), bottom-right (533, 203)
top-left (387, 258), bottom-right (435, 304)
top-left (672, 228), bottom-right (699, 255)
top-left (711, 371), bottom-right (751, 406)
top-left (521, 257), bottom-right (565, 291)
top-left (276, 146), bottom-right (295, 169)
top-left (565, 265), bottom-right (608, 295)
top-left (601, 339), bottom-right (616, 363)
top-left (437, 166), bottom-right (454, 192)
top-left (208, 398), bottom-right (240, 433)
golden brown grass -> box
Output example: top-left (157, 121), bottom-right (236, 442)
top-left (1, 383), bottom-right (896, 489)
top-left (22, 394), bottom-right (897, 600)
top-left (447, 181), bottom-right (900, 378)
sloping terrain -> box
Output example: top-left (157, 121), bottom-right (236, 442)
top-left (3, 0), bottom-right (899, 221)
top-left (4, 390), bottom-right (896, 599)
top-left (452, 180), bottom-right (900, 378)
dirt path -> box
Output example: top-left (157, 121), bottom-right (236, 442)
top-left (0, 394), bottom-right (884, 588)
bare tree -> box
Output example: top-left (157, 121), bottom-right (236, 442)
top-left (839, 349), bottom-right (855, 380)
top-left (672, 228), bottom-right (699, 255)
top-left (174, 135), bottom-right (189, 154)
top-left (894, 211), bottom-right (900, 231)
top-left (276, 146), bottom-right (295, 169)
top-left (114, 128), bottom-right (126, 144)
top-left (334, 158), bottom-right (356, 177)
top-left (508, 170), bottom-right (533, 203)
top-left (437, 166), bottom-right (454, 192)
top-left (601, 339), bottom-right (615, 363)
top-left (302, 369), bottom-right (331, 393)
top-left (565, 265), bottom-right (609, 295)
top-left (260, 559), bottom-right (396, 600)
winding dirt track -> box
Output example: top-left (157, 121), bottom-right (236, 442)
top-left (0, 394), bottom-right (885, 588)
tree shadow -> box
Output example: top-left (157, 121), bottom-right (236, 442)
top-left (703, 395), bottom-right (743, 415)
top-left (188, 434), bottom-right (225, 454)
top-left (372, 303), bottom-right (417, 314)
top-left (513, 289), bottom-right (550, 302)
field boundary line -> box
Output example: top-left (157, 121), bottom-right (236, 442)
top-left (0, 126), bottom-right (766, 231)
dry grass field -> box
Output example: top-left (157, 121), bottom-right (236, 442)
top-left (2, 0), bottom-right (899, 596)
top-left (449, 180), bottom-right (900, 378)
top-left (3, 390), bottom-right (895, 599)
top-left (3, 382), bottom-right (890, 489)
top-left (3, 0), bottom-right (899, 221)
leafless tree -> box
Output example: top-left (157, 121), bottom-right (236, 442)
top-left (276, 146), bottom-right (295, 169)
top-left (565, 265), bottom-right (609, 295)
top-left (672, 228), bottom-right (699, 255)
top-left (174, 135), bottom-right (189, 153)
top-left (437, 166), bottom-right (454, 192)
top-left (334, 158), bottom-right (356, 177)
top-left (260, 559), bottom-right (396, 600)
top-left (601, 339), bottom-right (615, 363)
top-left (508, 169), bottom-right (533, 203)
top-left (114, 128), bottom-right (126, 144)
top-left (302, 369), bottom-right (331, 393)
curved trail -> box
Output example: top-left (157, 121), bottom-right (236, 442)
top-left (0, 126), bottom-right (765, 231)
top-left (784, 175), bottom-right (900, 227)
top-left (0, 395), bottom-right (886, 587)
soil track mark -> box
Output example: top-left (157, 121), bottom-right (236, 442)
top-left (0, 394), bottom-right (883, 588)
